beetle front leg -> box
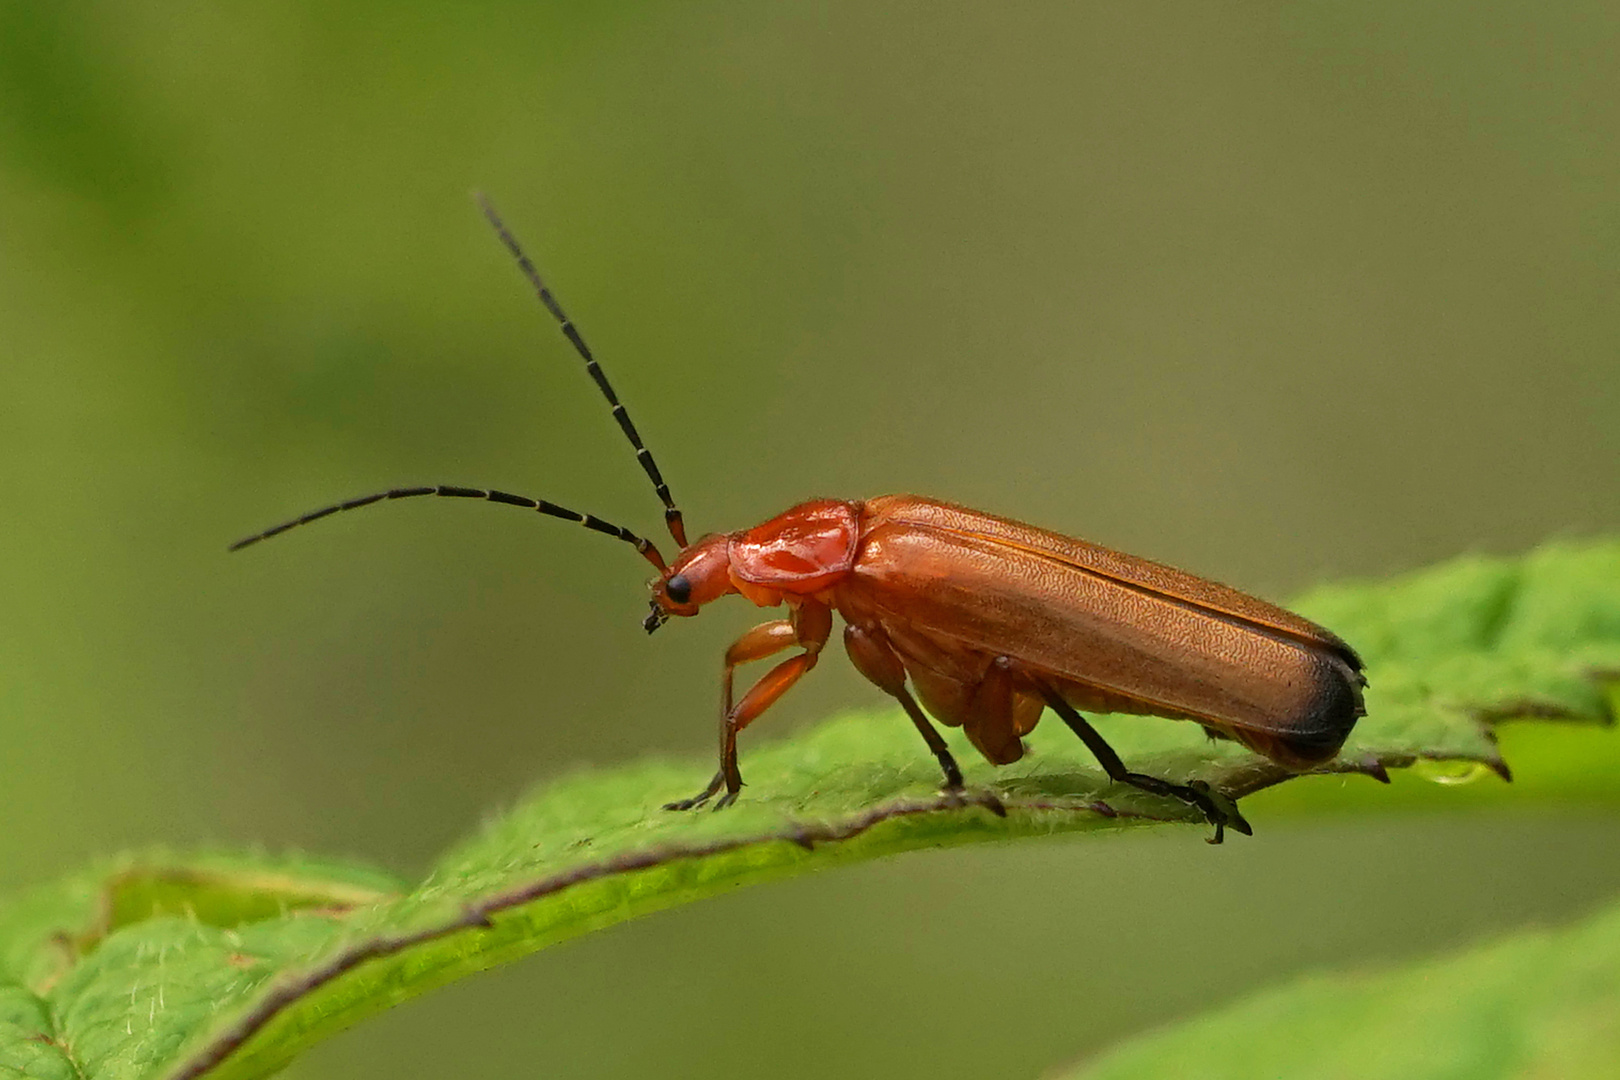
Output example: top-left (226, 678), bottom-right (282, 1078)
top-left (1024, 668), bottom-right (1252, 843)
top-left (710, 647), bottom-right (823, 809)
top-left (664, 619), bottom-right (796, 811)
top-left (666, 604), bottom-right (831, 811)
top-left (663, 770), bottom-right (725, 812)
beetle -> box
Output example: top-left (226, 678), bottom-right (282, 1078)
top-left (234, 195), bottom-right (1366, 843)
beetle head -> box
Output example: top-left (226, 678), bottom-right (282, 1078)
top-left (644, 533), bottom-right (735, 633)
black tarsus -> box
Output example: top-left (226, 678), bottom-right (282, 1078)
top-left (229, 485), bottom-right (667, 570)
top-left (1023, 666), bottom-right (1253, 844)
top-left (474, 192), bottom-right (689, 549)
top-left (884, 684), bottom-right (965, 791)
top-left (664, 770), bottom-right (725, 811)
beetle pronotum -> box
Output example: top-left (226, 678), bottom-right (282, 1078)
top-left (235, 195), bottom-right (1366, 842)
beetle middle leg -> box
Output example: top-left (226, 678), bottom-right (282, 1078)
top-left (843, 624), bottom-right (965, 792)
top-left (1021, 666), bottom-right (1252, 843)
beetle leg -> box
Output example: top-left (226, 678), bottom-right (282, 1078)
top-left (963, 655), bottom-right (1029, 765)
top-left (668, 603), bottom-right (833, 812)
top-left (713, 649), bottom-right (824, 809)
top-left (663, 770), bottom-right (725, 812)
top-left (1022, 666), bottom-right (1252, 843)
top-left (843, 624), bottom-right (965, 791)
top-left (664, 619), bottom-right (797, 811)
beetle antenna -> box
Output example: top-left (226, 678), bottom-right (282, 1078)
top-left (474, 192), bottom-right (689, 549)
top-left (230, 485), bottom-right (668, 571)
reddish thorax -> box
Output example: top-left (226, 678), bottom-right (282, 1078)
top-left (727, 499), bottom-right (860, 605)
top-left (652, 499), bottom-right (862, 617)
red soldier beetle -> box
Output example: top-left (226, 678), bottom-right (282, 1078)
top-left (233, 195), bottom-right (1367, 843)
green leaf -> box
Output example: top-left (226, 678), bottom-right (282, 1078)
top-left (1247, 538), bottom-right (1620, 817)
top-left (3, 539), bottom-right (1616, 1080)
top-left (1054, 890), bottom-right (1620, 1080)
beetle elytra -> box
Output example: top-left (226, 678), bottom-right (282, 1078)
top-left (234, 196), bottom-right (1366, 842)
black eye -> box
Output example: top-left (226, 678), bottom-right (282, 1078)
top-left (666, 574), bottom-right (692, 604)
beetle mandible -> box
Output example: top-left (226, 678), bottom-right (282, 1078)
top-left (233, 195), bottom-right (1366, 843)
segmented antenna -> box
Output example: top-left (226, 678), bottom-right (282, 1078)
top-left (474, 192), bottom-right (689, 549)
top-left (230, 486), bottom-right (668, 571)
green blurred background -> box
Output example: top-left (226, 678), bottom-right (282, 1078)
top-left (3, 3), bottom-right (1618, 1077)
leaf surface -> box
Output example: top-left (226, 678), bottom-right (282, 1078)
top-left (2, 539), bottom-right (1615, 1080)
top-left (1055, 892), bottom-right (1620, 1080)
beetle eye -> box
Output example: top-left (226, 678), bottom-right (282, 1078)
top-left (665, 573), bottom-right (692, 604)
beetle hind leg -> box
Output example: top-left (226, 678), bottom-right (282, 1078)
top-left (1022, 668), bottom-right (1252, 843)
